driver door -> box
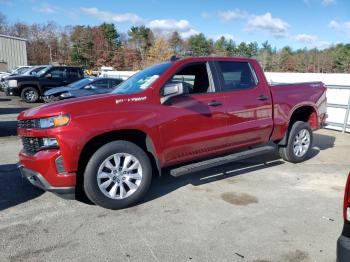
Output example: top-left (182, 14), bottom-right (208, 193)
top-left (158, 62), bottom-right (228, 166)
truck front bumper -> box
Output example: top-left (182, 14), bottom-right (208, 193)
top-left (337, 235), bottom-right (350, 262)
top-left (18, 149), bottom-right (77, 199)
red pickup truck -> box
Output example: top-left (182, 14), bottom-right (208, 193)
top-left (17, 57), bottom-right (327, 209)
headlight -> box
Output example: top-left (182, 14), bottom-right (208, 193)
top-left (60, 92), bottom-right (72, 98)
top-left (39, 115), bottom-right (70, 129)
top-left (8, 80), bottom-right (17, 87)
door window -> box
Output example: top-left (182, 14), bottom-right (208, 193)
top-left (92, 80), bottom-right (109, 89)
top-left (167, 63), bottom-right (212, 94)
top-left (109, 79), bottom-right (123, 88)
top-left (68, 68), bottom-right (80, 78)
top-left (217, 61), bottom-right (258, 91)
top-left (49, 68), bottom-right (67, 78)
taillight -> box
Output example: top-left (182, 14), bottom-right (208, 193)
top-left (343, 173), bottom-right (350, 222)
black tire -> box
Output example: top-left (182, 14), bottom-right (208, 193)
top-left (21, 87), bottom-right (39, 103)
top-left (83, 141), bottom-right (152, 210)
top-left (279, 121), bottom-right (313, 163)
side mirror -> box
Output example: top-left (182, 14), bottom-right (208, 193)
top-left (161, 82), bottom-right (188, 104)
top-left (45, 73), bottom-right (52, 78)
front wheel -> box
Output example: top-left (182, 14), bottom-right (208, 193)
top-left (21, 87), bottom-right (39, 103)
top-left (83, 141), bottom-right (152, 210)
top-left (279, 121), bottom-right (313, 163)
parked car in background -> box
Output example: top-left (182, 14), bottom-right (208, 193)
top-left (0, 66), bottom-right (32, 91)
top-left (337, 173), bottom-right (350, 261)
top-left (2, 65), bottom-right (49, 92)
top-left (17, 57), bottom-right (327, 209)
top-left (5, 65), bottom-right (84, 103)
top-left (43, 77), bottom-right (123, 102)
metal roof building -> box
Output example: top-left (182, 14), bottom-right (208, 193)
top-left (0, 34), bottom-right (27, 71)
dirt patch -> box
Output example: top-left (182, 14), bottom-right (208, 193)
top-left (8, 241), bottom-right (79, 261)
top-left (282, 249), bottom-right (310, 262)
top-left (331, 186), bottom-right (344, 192)
top-left (220, 192), bottom-right (258, 206)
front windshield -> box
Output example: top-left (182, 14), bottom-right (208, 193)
top-left (15, 67), bottom-right (30, 74)
top-left (112, 62), bottom-right (172, 94)
top-left (69, 78), bottom-right (94, 89)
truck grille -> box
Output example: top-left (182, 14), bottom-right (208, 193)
top-left (21, 137), bottom-right (44, 154)
top-left (18, 119), bottom-right (39, 129)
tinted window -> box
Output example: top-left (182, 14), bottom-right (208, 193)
top-left (217, 62), bottom-right (257, 91)
top-left (110, 79), bottom-right (123, 88)
top-left (168, 63), bottom-right (210, 94)
top-left (92, 80), bottom-right (109, 89)
top-left (69, 68), bottom-right (80, 78)
top-left (50, 68), bottom-right (67, 78)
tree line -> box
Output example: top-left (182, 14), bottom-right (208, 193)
top-left (1, 12), bottom-right (349, 73)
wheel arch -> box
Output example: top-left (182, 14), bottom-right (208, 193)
top-left (77, 129), bottom-right (161, 189)
top-left (19, 83), bottom-right (40, 94)
top-left (278, 105), bottom-right (317, 146)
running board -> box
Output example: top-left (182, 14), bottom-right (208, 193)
top-left (169, 144), bottom-right (277, 177)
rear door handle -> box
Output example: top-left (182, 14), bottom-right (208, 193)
top-left (207, 100), bottom-right (222, 107)
top-left (257, 95), bottom-right (269, 101)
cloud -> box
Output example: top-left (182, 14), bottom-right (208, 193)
top-left (147, 19), bottom-right (198, 38)
top-left (201, 12), bottom-right (211, 19)
top-left (33, 4), bottom-right (57, 14)
top-left (246, 12), bottom-right (290, 38)
top-left (215, 33), bottom-right (236, 41)
top-left (180, 29), bottom-right (200, 38)
top-left (328, 20), bottom-right (339, 29)
top-left (218, 9), bottom-right (246, 22)
top-left (328, 20), bottom-right (350, 35)
top-left (294, 34), bottom-right (318, 43)
top-left (81, 7), bottom-right (143, 24)
top-left (322, 0), bottom-right (336, 6)
top-left (344, 21), bottom-right (350, 31)
top-left (81, 7), bottom-right (198, 38)
top-left (148, 19), bottom-right (190, 32)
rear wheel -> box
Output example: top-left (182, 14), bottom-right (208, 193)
top-left (83, 141), bottom-right (152, 210)
top-left (279, 121), bottom-right (313, 163)
top-left (21, 87), bottom-right (39, 103)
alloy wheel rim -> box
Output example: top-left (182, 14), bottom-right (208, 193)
top-left (293, 129), bottom-right (311, 157)
top-left (26, 90), bottom-right (36, 101)
top-left (97, 153), bottom-right (142, 200)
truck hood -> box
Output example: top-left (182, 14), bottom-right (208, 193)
top-left (18, 92), bottom-right (151, 120)
top-left (6, 75), bottom-right (38, 81)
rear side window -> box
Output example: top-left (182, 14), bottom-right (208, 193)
top-left (109, 79), bottom-right (122, 88)
top-left (68, 68), bottom-right (80, 78)
top-left (92, 80), bottom-right (109, 89)
top-left (217, 61), bottom-right (258, 91)
top-left (50, 68), bottom-right (67, 78)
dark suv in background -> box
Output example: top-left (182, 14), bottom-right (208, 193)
top-left (5, 66), bottom-right (84, 102)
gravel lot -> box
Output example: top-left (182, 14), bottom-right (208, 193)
top-left (0, 93), bottom-right (349, 262)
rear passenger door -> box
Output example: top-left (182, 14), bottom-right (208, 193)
top-left (215, 61), bottom-right (273, 147)
top-left (67, 68), bottom-right (82, 84)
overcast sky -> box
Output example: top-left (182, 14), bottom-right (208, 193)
top-left (1, 0), bottom-right (349, 49)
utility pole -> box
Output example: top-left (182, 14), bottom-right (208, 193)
top-left (49, 45), bottom-right (53, 64)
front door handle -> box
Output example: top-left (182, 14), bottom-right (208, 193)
top-left (257, 95), bottom-right (269, 101)
top-left (207, 100), bottom-right (222, 107)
